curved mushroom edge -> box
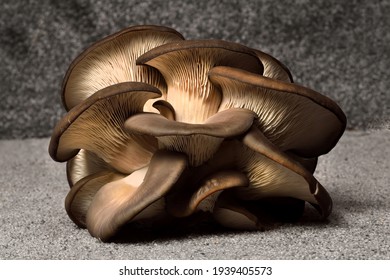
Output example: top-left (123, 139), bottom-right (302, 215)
top-left (208, 66), bottom-right (347, 155)
top-left (124, 108), bottom-right (257, 137)
top-left (209, 66), bottom-right (347, 128)
top-left (65, 171), bottom-right (125, 228)
top-left (124, 108), bottom-right (257, 166)
top-left (61, 25), bottom-right (185, 111)
top-left (241, 126), bottom-right (333, 219)
top-left (49, 82), bottom-right (162, 162)
top-left (86, 149), bottom-right (188, 241)
top-left (251, 49), bottom-right (294, 83)
top-left (136, 39), bottom-right (263, 72)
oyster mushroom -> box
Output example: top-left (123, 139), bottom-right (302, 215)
top-left (86, 150), bottom-right (187, 241)
top-left (124, 107), bottom-right (257, 166)
top-left (65, 170), bottom-right (124, 227)
top-left (62, 25), bottom-right (184, 185)
top-left (136, 39), bottom-right (264, 123)
top-left (238, 126), bottom-right (332, 218)
top-left (49, 24), bottom-right (347, 242)
top-left (62, 25), bottom-right (184, 111)
top-left (49, 82), bottom-right (160, 174)
top-left (209, 66), bottom-right (347, 157)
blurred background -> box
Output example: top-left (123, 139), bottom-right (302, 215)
top-left (1, 0), bottom-right (389, 139)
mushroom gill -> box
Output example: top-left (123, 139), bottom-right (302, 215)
top-left (49, 24), bottom-right (346, 242)
top-left (62, 25), bottom-right (184, 110)
top-left (209, 66), bottom-right (346, 157)
top-left (66, 149), bottom-right (113, 187)
top-left (136, 40), bottom-right (264, 124)
top-left (49, 82), bottom-right (160, 174)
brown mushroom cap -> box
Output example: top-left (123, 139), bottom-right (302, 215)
top-left (238, 126), bottom-right (332, 218)
top-left (86, 150), bottom-right (188, 241)
top-left (49, 82), bottom-right (160, 174)
top-left (125, 107), bottom-right (256, 137)
top-left (136, 39), bottom-right (264, 124)
top-left (62, 25), bottom-right (184, 110)
top-left (65, 171), bottom-right (125, 228)
top-left (125, 108), bottom-right (257, 166)
top-left (209, 66), bottom-right (347, 157)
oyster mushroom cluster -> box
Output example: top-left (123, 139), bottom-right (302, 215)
top-left (49, 25), bottom-right (346, 241)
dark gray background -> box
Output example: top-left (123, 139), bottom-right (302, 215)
top-left (1, 0), bottom-right (389, 139)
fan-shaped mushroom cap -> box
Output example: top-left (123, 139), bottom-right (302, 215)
top-left (86, 150), bottom-right (188, 241)
top-left (62, 25), bottom-right (184, 110)
top-left (209, 66), bottom-right (347, 157)
top-left (65, 171), bottom-right (125, 228)
top-left (49, 82), bottom-right (160, 174)
top-left (136, 40), bottom-right (264, 124)
top-left (125, 108), bottom-right (257, 166)
top-left (238, 126), bottom-right (332, 218)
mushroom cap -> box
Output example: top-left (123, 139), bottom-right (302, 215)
top-left (86, 150), bottom-right (188, 241)
top-left (239, 126), bottom-right (332, 218)
top-left (65, 171), bottom-right (125, 228)
top-left (125, 108), bottom-right (257, 166)
top-left (49, 82), bottom-right (160, 173)
top-left (125, 107), bottom-right (256, 137)
top-left (136, 39), bottom-right (264, 123)
top-left (62, 25), bottom-right (184, 110)
top-left (209, 66), bottom-right (347, 157)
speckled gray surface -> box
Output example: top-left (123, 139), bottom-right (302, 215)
top-left (0, 130), bottom-right (389, 259)
top-left (0, 0), bottom-right (389, 139)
